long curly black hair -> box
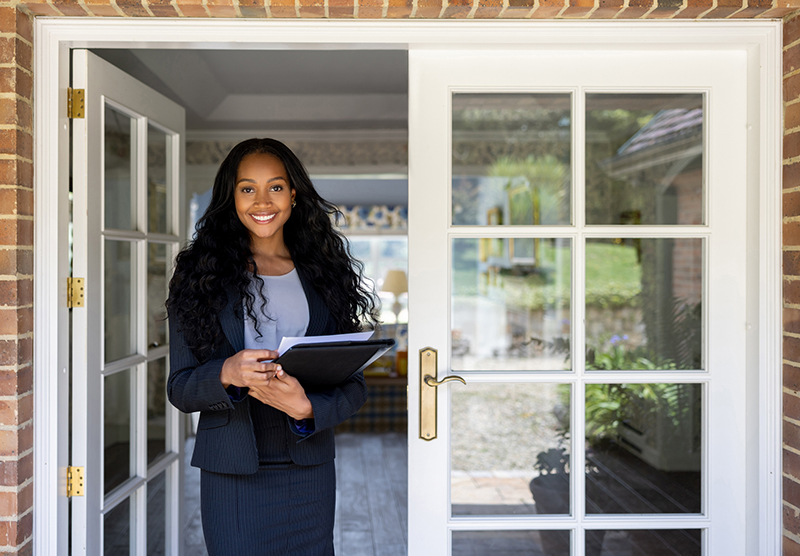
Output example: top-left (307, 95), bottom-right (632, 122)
top-left (167, 138), bottom-right (377, 363)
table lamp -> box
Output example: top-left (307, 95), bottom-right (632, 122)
top-left (381, 269), bottom-right (407, 323)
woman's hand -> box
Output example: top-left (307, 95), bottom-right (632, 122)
top-left (219, 349), bottom-right (280, 389)
top-left (247, 369), bottom-right (315, 420)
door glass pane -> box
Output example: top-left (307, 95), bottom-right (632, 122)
top-left (105, 239), bottom-right (136, 363)
top-left (148, 126), bottom-right (169, 234)
top-left (585, 93), bottom-right (703, 226)
top-left (589, 529), bottom-right (701, 555)
top-left (452, 238), bottom-right (570, 372)
top-left (104, 369), bottom-right (132, 494)
top-left (585, 383), bottom-right (701, 515)
top-left (147, 472), bottom-right (167, 556)
top-left (104, 105), bottom-right (135, 231)
top-left (585, 238), bottom-right (702, 371)
top-left (148, 243), bottom-right (168, 349)
top-left (104, 498), bottom-right (131, 556)
top-left (452, 93), bottom-right (571, 226)
top-left (451, 383), bottom-right (570, 516)
top-left (148, 358), bottom-right (167, 465)
top-left (453, 530), bottom-right (569, 556)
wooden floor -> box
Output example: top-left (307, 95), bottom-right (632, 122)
top-left (183, 432), bottom-right (409, 556)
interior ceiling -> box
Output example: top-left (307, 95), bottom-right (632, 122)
top-left (91, 49), bottom-right (409, 131)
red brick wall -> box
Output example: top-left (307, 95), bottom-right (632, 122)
top-left (0, 0), bottom-right (793, 554)
top-left (0, 4), bottom-right (33, 554)
top-left (787, 11), bottom-right (800, 555)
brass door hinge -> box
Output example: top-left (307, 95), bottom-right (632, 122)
top-left (67, 88), bottom-right (85, 119)
top-left (67, 277), bottom-right (85, 308)
top-left (67, 466), bottom-right (84, 497)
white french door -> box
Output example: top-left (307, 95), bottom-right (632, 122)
top-left (407, 49), bottom-right (748, 555)
top-left (71, 50), bottom-right (186, 555)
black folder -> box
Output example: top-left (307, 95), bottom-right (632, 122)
top-left (274, 339), bottom-right (396, 391)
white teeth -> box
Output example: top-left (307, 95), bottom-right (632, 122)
top-left (251, 214), bottom-right (275, 223)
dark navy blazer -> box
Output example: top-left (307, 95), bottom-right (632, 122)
top-left (167, 267), bottom-right (368, 475)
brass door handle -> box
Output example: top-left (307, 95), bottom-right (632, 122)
top-left (419, 348), bottom-right (467, 441)
top-left (424, 375), bottom-right (466, 387)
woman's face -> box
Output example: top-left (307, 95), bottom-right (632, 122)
top-left (234, 153), bottom-right (296, 245)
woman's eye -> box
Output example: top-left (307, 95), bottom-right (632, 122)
top-left (271, 185), bottom-right (283, 192)
top-left (240, 187), bottom-right (253, 194)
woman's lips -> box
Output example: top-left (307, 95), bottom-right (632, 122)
top-left (250, 213), bottom-right (277, 224)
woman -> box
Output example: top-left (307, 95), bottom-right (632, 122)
top-left (167, 138), bottom-right (376, 555)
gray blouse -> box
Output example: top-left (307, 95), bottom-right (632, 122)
top-left (243, 268), bottom-right (310, 351)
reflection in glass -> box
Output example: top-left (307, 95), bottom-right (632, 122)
top-left (104, 369), bottom-right (132, 495)
top-left (148, 358), bottom-right (167, 465)
top-left (451, 383), bottom-right (570, 516)
top-left (104, 105), bottom-right (135, 230)
top-left (452, 94), bottom-right (571, 226)
top-left (585, 383), bottom-right (701, 514)
top-left (147, 472), bottom-right (167, 556)
top-left (148, 243), bottom-right (168, 348)
top-left (452, 530), bottom-right (569, 556)
top-left (452, 238), bottom-right (570, 371)
top-left (104, 497), bottom-right (131, 555)
top-left (105, 240), bottom-right (135, 363)
top-left (588, 530), bottom-right (701, 556)
top-left (148, 126), bottom-right (169, 234)
top-left (585, 93), bottom-right (703, 226)
top-left (585, 238), bottom-right (702, 371)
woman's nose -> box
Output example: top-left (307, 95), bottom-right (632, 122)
top-left (254, 189), bottom-right (271, 206)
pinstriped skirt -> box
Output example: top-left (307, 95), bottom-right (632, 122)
top-left (200, 461), bottom-right (336, 556)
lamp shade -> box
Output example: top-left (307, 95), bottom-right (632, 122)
top-left (381, 269), bottom-right (408, 295)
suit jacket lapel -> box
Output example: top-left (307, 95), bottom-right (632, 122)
top-left (297, 267), bottom-right (328, 337)
top-left (219, 286), bottom-right (245, 352)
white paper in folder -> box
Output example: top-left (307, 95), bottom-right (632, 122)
top-left (276, 331), bottom-right (374, 357)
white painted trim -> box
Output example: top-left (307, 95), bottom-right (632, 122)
top-left (32, 22), bottom-right (70, 556)
top-left (757, 23), bottom-right (784, 556)
top-left (186, 128), bottom-right (408, 143)
top-left (32, 17), bottom-right (782, 556)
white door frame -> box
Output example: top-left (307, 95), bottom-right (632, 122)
top-left (33, 18), bottom-right (782, 556)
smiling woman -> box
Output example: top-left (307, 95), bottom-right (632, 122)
top-left (165, 137), bottom-right (378, 555)
top-left (234, 154), bottom-right (296, 254)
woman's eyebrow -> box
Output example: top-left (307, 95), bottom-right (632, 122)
top-left (235, 176), bottom-right (287, 185)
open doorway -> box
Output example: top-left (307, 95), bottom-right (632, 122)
top-left (91, 48), bottom-right (410, 555)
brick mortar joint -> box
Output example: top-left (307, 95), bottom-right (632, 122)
top-left (0, 93), bottom-right (34, 105)
top-left (785, 359), bottom-right (800, 369)
top-left (0, 536), bottom-right (32, 553)
top-left (0, 125), bottom-right (34, 135)
top-left (0, 331), bottom-right (33, 340)
top-left (0, 477), bottom-right (33, 494)
top-left (0, 216), bottom-right (33, 221)
top-left (0, 417), bottom-right (34, 431)
top-left (786, 529), bottom-right (800, 546)
top-left (786, 414), bottom-right (800, 426)
top-left (0, 34), bottom-right (32, 50)
top-left (787, 68), bottom-right (800, 81)
top-left (0, 448), bottom-right (34, 462)
top-left (0, 156), bottom-right (33, 164)
top-left (0, 505), bottom-right (32, 522)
